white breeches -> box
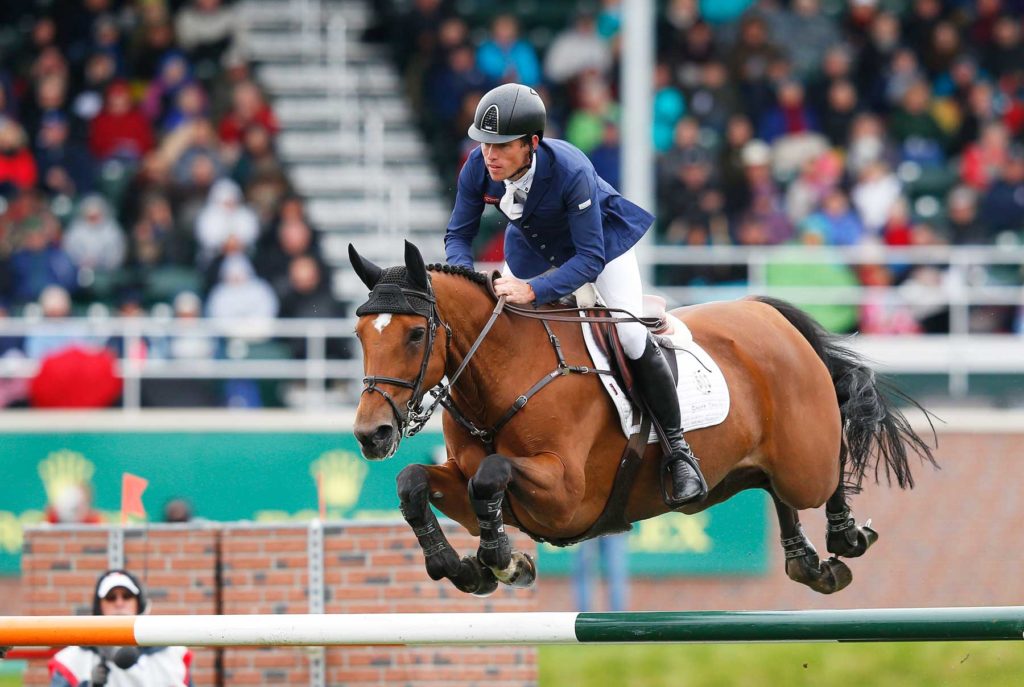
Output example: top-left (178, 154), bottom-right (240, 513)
top-left (504, 247), bottom-right (649, 360)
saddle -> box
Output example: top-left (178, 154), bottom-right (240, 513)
top-left (589, 312), bottom-right (679, 411)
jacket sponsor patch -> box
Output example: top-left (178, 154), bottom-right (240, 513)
top-left (578, 199), bottom-right (592, 210)
top-left (483, 195), bottom-right (501, 204)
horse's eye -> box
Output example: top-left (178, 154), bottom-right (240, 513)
top-left (408, 327), bottom-right (426, 344)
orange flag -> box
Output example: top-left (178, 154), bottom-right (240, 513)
top-left (317, 471), bottom-right (326, 520)
top-left (121, 473), bottom-right (149, 525)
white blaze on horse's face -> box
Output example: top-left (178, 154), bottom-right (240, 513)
top-left (373, 313), bottom-right (392, 333)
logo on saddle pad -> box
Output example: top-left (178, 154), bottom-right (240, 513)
top-left (693, 369), bottom-right (712, 395)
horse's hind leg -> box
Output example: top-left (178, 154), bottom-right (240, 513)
top-left (397, 463), bottom-right (499, 596)
top-left (468, 453), bottom-right (536, 588)
top-left (825, 482), bottom-right (879, 558)
top-left (771, 491), bottom-right (852, 595)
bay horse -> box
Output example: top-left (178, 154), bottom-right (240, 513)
top-left (349, 241), bottom-right (936, 597)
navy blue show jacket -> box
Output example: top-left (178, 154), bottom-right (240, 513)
top-left (444, 138), bottom-right (654, 304)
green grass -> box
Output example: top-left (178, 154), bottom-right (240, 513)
top-left (3, 645), bottom-right (1021, 686)
top-left (539, 642), bottom-right (1024, 687)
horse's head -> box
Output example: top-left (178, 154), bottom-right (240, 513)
top-left (348, 241), bottom-right (448, 460)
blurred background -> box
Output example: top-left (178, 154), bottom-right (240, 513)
top-left (3, 0), bottom-right (1024, 409)
top-left (3, 0), bottom-right (1024, 685)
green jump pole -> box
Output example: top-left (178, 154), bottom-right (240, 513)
top-left (575, 607), bottom-right (1024, 643)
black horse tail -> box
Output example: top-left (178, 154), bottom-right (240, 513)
top-left (751, 296), bottom-right (938, 493)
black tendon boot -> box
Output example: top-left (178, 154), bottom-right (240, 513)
top-left (631, 338), bottom-right (708, 507)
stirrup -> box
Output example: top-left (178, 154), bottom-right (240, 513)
top-left (661, 450), bottom-right (708, 508)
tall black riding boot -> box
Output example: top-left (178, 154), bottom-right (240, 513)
top-left (630, 338), bottom-right (708, 507)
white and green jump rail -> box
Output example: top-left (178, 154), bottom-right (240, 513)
top-left (2, 607), bottom-right (1024, 649)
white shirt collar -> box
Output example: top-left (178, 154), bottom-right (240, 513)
top-left (503, 152), bottom-right (537, 196)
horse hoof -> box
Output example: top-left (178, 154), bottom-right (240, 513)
top-left (860, 525), bottom-right (879, 551)
top-left (451, 556), bottom-right (498, 596)
top-left (493, 551), bottom-right (537, 589)
top-left (827, 524), bottom-right (879, 558)
top-left (818, 557), bottom-right (853, 594)
top-left (425, 549), bottom-right (461, 581)
top-left (786, 552), bottom-right (852, 595)
top-left (471, 566), bottom-right (500, 597)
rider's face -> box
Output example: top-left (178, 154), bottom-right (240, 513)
top-left (481, 136), bottom-right (536, 181)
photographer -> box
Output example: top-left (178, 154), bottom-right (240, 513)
top-left (48, 569), bottom-right (194, 687)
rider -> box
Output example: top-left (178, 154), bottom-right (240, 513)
top-left (444, 83), bottom-right (707, 507)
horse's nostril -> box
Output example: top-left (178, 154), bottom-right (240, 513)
top-left (370, 425), bottom-right (394, 444)
top-left (356, 424), bottom-right (393, 448)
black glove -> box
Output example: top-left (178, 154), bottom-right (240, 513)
top-left (90, 661), bottom-right (110, 686)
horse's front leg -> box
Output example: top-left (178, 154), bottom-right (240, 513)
top-left (468, 453), bottom-right (540, 588)
top-left (396, 462), bottom-right (498, 596)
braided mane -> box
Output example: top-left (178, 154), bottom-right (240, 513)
top-left (426, 263), bottom-right (491, 286)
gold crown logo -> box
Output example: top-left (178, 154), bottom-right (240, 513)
top-left (310, 450), bottom-right (367, 512)
top-left (38, 450), bottom-right (95, 504)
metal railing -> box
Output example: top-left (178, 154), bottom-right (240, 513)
top-left (637, 243), bottom-right (1024, 396)
top-left (0, 317), bottom-right (361, 410)
top-left (4, 245), bottom-right (1024, 408)
top-left (641, 244), bottom-right (1024, 327)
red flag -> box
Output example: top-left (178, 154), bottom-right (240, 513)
top-left (121, 473), bottom-right (149, 525)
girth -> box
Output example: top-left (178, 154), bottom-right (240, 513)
top-left (507, 413), bottom-right (653, 547)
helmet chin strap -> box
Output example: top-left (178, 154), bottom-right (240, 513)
top-left (508, 141), bottom-right (535, 182)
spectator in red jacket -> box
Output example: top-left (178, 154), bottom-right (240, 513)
top-left (88, 80), bottom-right (155, 162)
top-left (0, 118), bottom-right (38, 194)
top-left (217, 79), bottom-right (278, 147)
top-left (960, 121), bottom-right (1010, 191)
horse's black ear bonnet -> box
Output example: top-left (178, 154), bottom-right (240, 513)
top-left (349, 241), bottom-right (435, 320)
top-left (354, 266), bottom-right (434, 319)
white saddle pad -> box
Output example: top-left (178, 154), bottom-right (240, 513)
top-left (581, 313), bottom-right (730, 442)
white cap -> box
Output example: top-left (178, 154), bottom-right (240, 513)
top-left (97, 572), bottom-right (140, 599)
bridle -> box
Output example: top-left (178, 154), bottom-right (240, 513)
top-left (360, 283), bottom-right (447, 440)
top-left (359, 278), bottom-right (507, 441)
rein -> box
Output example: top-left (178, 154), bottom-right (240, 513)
top-left (402, 295), bottom-right (506, 439)
top-left (503, 302), bottom-right (663, 328)
top-left (421, 277), bottom-right (660, 449)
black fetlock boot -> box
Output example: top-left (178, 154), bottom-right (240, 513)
top-left (630, 337), bottom-right (708, 508)
top-left (470, 492), bottom-right (511, 570)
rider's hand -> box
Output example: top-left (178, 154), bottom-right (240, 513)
top-left (493, 277), bottom-right (535, 304)
top-left (91, 661), bottom-right (110, 686)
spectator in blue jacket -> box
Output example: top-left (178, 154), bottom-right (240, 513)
top-left (9, 214), bottom-right (77, 305)
top-left (34, 111), bottom-right (97, 197)
top-left (476, 15), bottom-right (541, 87)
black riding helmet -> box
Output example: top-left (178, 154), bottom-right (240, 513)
top-left (467, 83), bottom-right (546, 144)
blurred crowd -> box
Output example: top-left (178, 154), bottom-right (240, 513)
top-left (383, 0), bottom-right (1024, 335)
top-left (7, 0), bottom-right (1024, 410)
top-left (0, 0), bottom-right (348, 409)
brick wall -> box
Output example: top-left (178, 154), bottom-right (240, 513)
top-left (21, 522), bottom-right (538, 686)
